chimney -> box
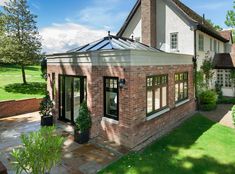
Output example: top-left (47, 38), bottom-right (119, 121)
top-left (141, 0), bottom-right (156, 47)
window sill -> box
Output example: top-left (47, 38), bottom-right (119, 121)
top-left (101, 117), bottom-right (119, 124)
top-left (146, 108), bottom-right (170, 121)
top-left (175, 99), bottom-right (190, 107)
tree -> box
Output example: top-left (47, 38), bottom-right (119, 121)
top-left (200, 52), bottom-right (214, 89)
top-left (225, 1), bottom-right (235, 42)
top-left (0, 0), bottom-right (42, 84)
top-left (206, 19), bottom-right (223, 31)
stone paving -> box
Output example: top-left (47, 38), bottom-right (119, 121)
top-left (0, 112), bottom-right (128, 174)
top-left (200, 104), bottom-right (234, 128)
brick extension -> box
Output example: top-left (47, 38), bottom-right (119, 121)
top-left (48, 64), bottom-right (196, 149)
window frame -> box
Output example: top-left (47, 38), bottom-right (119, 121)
top-left (175, 72), bottom-right (189, 103)
top-left (103, 77), bottom-right (119, 121)
top-left (170, 32), bottom-right (178, 51)
top-left (198, 34), bottom-right (204, 51)
top-left (146, 75), bottom-right (168, 117)
top-left (58, 74), bottom-right (87, 124)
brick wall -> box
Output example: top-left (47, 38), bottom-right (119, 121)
top-left (48, 64), bottom-right (195, 148)
top-left (0, 98), bottom-right (42, 118)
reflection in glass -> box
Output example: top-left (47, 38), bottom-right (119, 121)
top-left (65, 77), bottom-right (72, 120)
top-left (147, 90), bottom-right (153, 113)
top-left (154, 89), bottom-right (160, 110)
top-left (73, 78), bottom-right (80, 122)
top-left (106, 91), bottom-right (117, 117)
top-left (162, 87), bottom-right (167, 107)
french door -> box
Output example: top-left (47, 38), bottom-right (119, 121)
top-left (59, 75), bottom-right (86, 124)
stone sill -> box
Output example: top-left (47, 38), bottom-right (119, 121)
top-left (175, 99), bottom-right (190, 107)
top-left (101, 117), bottom-right (119, 125)
top-left (146, 108), bottom-right (170, 121)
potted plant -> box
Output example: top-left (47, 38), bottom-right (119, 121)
top-left (74, 101), bottom-right (92, 144)
top-left (40, 91), bottom-right (54, 126)
top-left (11, 126), bottom-right (64, 174)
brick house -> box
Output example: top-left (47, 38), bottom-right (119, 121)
top-left (118, 0), bottom-right (234, 96)
top-left (46, 0), bottom-right (205, 148)
top-left (47, 34), bottom-right (195, 148)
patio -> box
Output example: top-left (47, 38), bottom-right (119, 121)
top-left (0, 112), bottom-right (129, 174)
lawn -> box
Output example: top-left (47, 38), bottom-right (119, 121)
top-left (0, 64), bottom-right (46, 101)
top-left (99, 114), bottom-right (235, 174)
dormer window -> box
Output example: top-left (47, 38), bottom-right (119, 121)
top-left (170, 33), bottom-right (178, 51)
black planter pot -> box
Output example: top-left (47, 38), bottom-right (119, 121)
top-left (74, 129), bottom-right (90, 144)
top-left (41, 115), bottom-right (53, 126)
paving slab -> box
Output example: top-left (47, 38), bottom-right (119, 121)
top-left (0, 112), bottom-right (126, 174)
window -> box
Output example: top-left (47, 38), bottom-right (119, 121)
top-left (217, 69), bottom-right (232, 88)
top-left (104, 77), bottom-right (119, 120)
top-left (147, 75), bottom-right (168, 116)
top-left (214, 40), bottom-right (217, 53)
top-left (218, 42), bottom-right (220, 53)
top-left (198, 34), bottom-right (204, 51)
top-left (210, 38), bottom-right (213, 51)
top-left (175, 72), bottom-right (188, 103)
top-left (52, 73), bottom-right (55, 100)
top-left (170, 33), bottom-right (178, 50)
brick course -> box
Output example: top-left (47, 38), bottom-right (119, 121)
top-left (0, 98), bottom-right (42, 118)
top-left (48, 64), bottom-right (195, 148)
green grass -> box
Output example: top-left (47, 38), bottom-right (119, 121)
top-left (99, 114), bottom-right (235, 174)
top-left (0, 64), bottom-right (46, 101)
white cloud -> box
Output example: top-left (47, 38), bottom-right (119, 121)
top-left (39, 22), bottom-right (107, 54)
top-left (0, 0), bottom-right (9, 6)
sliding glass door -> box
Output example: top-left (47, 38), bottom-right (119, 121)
top-left (59, 75), bottom-right (86, 124)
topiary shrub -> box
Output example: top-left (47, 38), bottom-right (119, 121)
top-left (39, 91), bottom-right (53, 117)
top-left (232, 105), bottom-right (235, 126)
top-left (75, 101), bottom-right (92, 132)
top-left (199, 90), bottom-right (217, 111)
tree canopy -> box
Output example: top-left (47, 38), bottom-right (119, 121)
top-left (0, 0), bottom-right (42, 84)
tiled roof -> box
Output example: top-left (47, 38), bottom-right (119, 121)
top-left (219, 30), bottom-right (233, 42)
top-left (213, 53), bottom-right (235, 69)
top-left (67, 35), bottom-right (162, 53)
top-left (117, 0), bottom-right (228, 42)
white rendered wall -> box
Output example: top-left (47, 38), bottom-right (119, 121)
top-left (157, 0), bottom-right (194, 55)
top-left (196, 30), bottom-right (225, 69)
top-left (122, 7), bottom-right (142, 41)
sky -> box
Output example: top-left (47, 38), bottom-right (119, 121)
top-left (0, 0), bottom-right (233, 53)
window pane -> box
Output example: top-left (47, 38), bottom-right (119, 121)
top-left (147, 90), bottom-right (153, 113)
top-left (147, 78), bottom-right (153, 87)
top-left (106, 91), bottom-right (118, 117)
top-left (162, 87), bottom-right (167, 107)
top-left (179, 82), bottom-right (184, 100)
top-left (175, 84), bottom-right (179, 101)
top-left (184, 82), bottom-right (188, 98)
top-left (155, 88), bottom-right (160, 110)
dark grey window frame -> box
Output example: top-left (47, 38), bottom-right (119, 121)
top-left (175, 72), bottom-right (189, 103)
top-left (104, 77), bottom-right (119, 121)
top-left (146, 75), bottom-right (168, 116)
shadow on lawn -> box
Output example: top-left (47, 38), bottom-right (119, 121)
top-left (0, 64), bottom-right (40, 72)
top-left (100, 116), bottom-right (235, 174)
top-left (4, 82), bottom-right (46, 95)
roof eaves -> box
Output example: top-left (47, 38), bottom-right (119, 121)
top-left (116, 0), bottom-right (141, 37)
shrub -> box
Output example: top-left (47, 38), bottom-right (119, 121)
top-left (232, 105), bottom-right (235, 126)
top-left (199, 90), bottom-right (217, 111)
top-left (11, 126), bottom-right (64, 174)
top-left (39, 91), bottom-right (54, 116)
top-left (75, 101), bottom-right (92, 132)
